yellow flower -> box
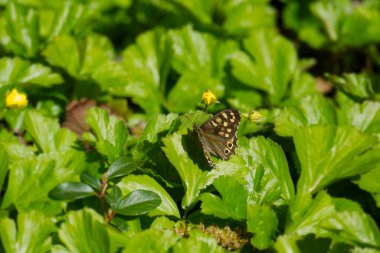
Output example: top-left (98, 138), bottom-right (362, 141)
top-left (5, 88), bottom-right (28, 108)
top-left (248, 110), bottom-right (263, 122)
top-left (201, 90), bottom-right (217, 107)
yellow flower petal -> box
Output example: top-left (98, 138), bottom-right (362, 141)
top-left (201, 90), bottom-right (217, 107)
top-left (5, 88), bottom-right (28, 108)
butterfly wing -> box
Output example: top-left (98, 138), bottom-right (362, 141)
top-left (196, 109), bottom-right (240, 167)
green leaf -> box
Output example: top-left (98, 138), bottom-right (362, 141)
top-left (283, 0), bottom-right (380, 48)
top-left (43, 35), bottom-right (81, 77)
top-left (168, 25), bottom-right (238, 77)
top-left (227, 89), bottom-right (263, 112)
top-left (80, 172), bottom-right (101, 191)
top-left (121, 29), bottom-right (171, 114)
top-left (5, 3), bottom-right (39, 57)
top-left (354, 167), bottom-right (380, 208)
top-left (247, 203), bottom-right (278, 250)
top-left (132, 113), bottom-right (180, 183)
top-left (166, 26), bottom-right (240, 111)
top-left (339, 3), bottom-right (380, 47)
top-left (338, 100), bottom-right (380, 134)
top-left (118, 174), bottom-right (180, 218)
top-left (1, 151), bottom-right (86, 212)
top-left (172, 230), bottom-right (226, 253)
top-left (162, 132), bottom-right (208, 209)
top-left (289, 71), bottom-right (318, 99)
top-left (286, 191), bottom-right (335, 235)
top-left (79, 34), bottom-right (115, 76)
top-left (43, 33), bottom-right (123, 89)
top-left (0, 211), bottom-right (55, 253)
top-left (85, 107), bottom-right (128, 162)
top-left (274, 235), bottom-right (302, 253)
top-left (169, 25), bottom-right (218, 75)
top-left (49, 182), bottom-right (95, 201)
top-left (48, 2), bottom-right (91, 38)
top-left (58, 209), bottom-right (111, 253)
top-left (222, 0), bottom-right (276, 35)
top-left (89, 61), bottom-right (129, 93)
top-left (0, 145), bottom-right (9, 191)
top-left (169, 0), bottom-right (214, 24)
top-left (166, 71), bottom-right (223, 112)
top-left (275, 94), bottom-right (337, 137)
top-left (327, 73), bottom-right (375, 100)
top-left (24, 110), bottom-right (77, 154)
top-left (123, 229), bottom-right (179, 253)
top-left (310, 1), bottom-right (347, 42)
top-left (0, 57), bottom-right (63, 87)
top-left (116, 190), bottom-right (161, 216)
top-left (107, 156), bottom-right (141, 179)
top-left (200, 176), bottom-right (247, 220)
top-left (230, 30), bottom-right (297, 104)
top-left (321, 198), bottom-right (380, 248)
top-left (150, 216), bottom-right (176, 230)
top-left (105, 185), bottom-right (123, 211)
top-left (294, 125), bottom-right (380, 194)
top-left (283, 1), bottom-right (327, 49)
top-left (240, 136), bottom-right (295, 204)
top-left (137, 113), bottom-right (178, 144)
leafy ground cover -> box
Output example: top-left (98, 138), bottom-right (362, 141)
top-left (1, 0), bottom-right (380, 252)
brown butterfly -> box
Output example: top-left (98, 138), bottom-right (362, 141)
top-left (194, 109), bottom-right (241, 167)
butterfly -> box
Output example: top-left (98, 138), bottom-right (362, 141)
top-left (194, 109), bottom-right (241, 168)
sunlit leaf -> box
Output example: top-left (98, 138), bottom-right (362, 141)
top-left (294, 125), bottom-right (380, 195)
top-left (0, 57), bottom-right (63, 87)
top-left (200, 176), bottom-right (247, 220)
top-left (230, 30), bottom-right (297, 104)
top-left (58, 209), bottom-right (111, 253)
top-left (0, 211), bottom-right (55, 253)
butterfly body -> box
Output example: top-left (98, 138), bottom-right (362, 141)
top-left (195, 109), bottom-right (240, 167)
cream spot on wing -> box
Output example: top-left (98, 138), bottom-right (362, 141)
top-left (227, 128), bottom-right (232, 133)
top-left (216, 118), bottom-right (222, 123)
top-left (222, 113), bottom-right (228, 119)
top-left (230, 118), bottom-right (235, 123)
top-left (218, 131), bottom-right (224, 136)
top-left (211, 120), bottom-right (218, 127)
top-left (225, 133), bottom-right (230, 138)
top-left (223, 122), bottom-right (228, 127)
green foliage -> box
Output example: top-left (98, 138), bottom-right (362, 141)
top-left (241, 136), bottom-right (295, 204)
top-left (200, 176), bottom-right (247, 220)
top-left (123, 229), bottom-right (180, 253)
top-left (230, 30), bottom-right (298, 104)
top-left (84, 107), bottom-right (129, 163)
top-left (283, 0), bottom-right (380, 49)
top-left (162, 132), bottom-right (209, 209)
top-left (57, 209), bottom-right (111, 253)
top-left (275, 94), bottom-right (337, 137)
top-left (247, 204), bottom-right (278, 250)
top-left (294, 125), bottom-right (380, 195)
top-left (111, 189), bottom-right (161, 216)
top-left (118, 174), bottom-right (180, 218)
top-left (1, 0), bottom-right (380, 252)
top-left (0, 57), bottom-right (63, 87)
top-left (0, 211), bottom-right (55, 253)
